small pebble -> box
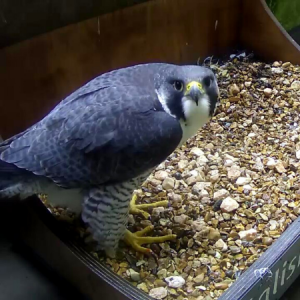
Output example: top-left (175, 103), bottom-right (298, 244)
top-left (224, 159), bottom-right (234, 167)
top-left (264, 88), bottom-right (272, 97)
top-left (192, 220), bottom-right (207, 231)
top-left (269, 220), bottom-right (278, 230)
top-left (208, 228), bottom-right (221, 240)
top-left (155, 170), bottom-right (169, 181)
top-left (149, 287), bottom-right (168, 299)
top-left (229, 83), bottom-right (240, 95)
top-left (190, 147), bottom-right (205, 157)
top-left (291, 80), bottom-right (300, 89)
top-left (262, 237), bottom-right (273, 246)
top-left (178, 160), bottom-right (189, 169)
top-left (129, 269), bottom-right (141, 282)
top-left (272, 67), bottom-right (283, 74)
top-left (162, 177), bottom-right (175, 190)
top-left (267, 157), bottom-right (276, 169)
top-left (137, 282), bottom-right (149, 293)
top-left (194, 273), bottom-right (205, 284)
top-left (227, 165), bottom-right (241, 181)
top-left (229, 246), bottom-right (241, 254)
top-left (215, 282), bottom-right (229, 290)
top-left (238, 229), bottom-right (257, 241)
top-left (275, 161), bottom-right (286, 173)
top-left (165, 276), bottom-right (186, 288)
top-left (157, 269), bottom-right (167, 279)
top-left (152, 207), bottom-right (165, 217)
top-left (236, 177), bottom-right (251, 185)
top-left (174, 214), bottom-right (188, 224)
top-left (220, 197), bottom-right (239, 213)
top-left (214, 239), bottom-right (228, 251)
top-left (213, 189), bottom-right (230, 201)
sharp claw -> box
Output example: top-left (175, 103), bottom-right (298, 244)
top-left (150, 250), bottom-right (159, 263)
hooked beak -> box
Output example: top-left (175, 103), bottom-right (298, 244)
top-left (184, 81), bottom-right (204, 106)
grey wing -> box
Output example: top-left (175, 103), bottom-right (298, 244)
top-left (0, 86), bottom-right (182, 188)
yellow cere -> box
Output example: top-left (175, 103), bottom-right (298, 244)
top-left (185, 81), bottom-right (204, 93)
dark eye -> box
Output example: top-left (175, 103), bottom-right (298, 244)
top-left (203, 76), bottom-right (212, 87)
top-left (173, 80), bottom-right (183, 92)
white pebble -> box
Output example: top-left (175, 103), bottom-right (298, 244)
top-left (192, 182), bottom-right (212, 193)
top-left (162, 177), bottom-right (175, 190)
top-left (264, 88), bottom-right (272, 97)
top-left (174, 214), bottom-right (188, 224)
top-left (129, 269), bottom-right (141, 282)
top-left (238, 228), bottom-right (257, 241)
top-left (236, 177), bottom-right (251, 185)
top-left (224, 154), bottom-right (238, 161)
top-left (224, 159), bottom-right (234, 167)
top-left (155, 170), bottom-right (169, 181)
top-left (291, 80), bottom-right (300, 90)
top-left (214, 239), bottom-right (228, 251)
top-left (197, 154), bottom-right (209, 165)
top-left (149, 287), bottom-right (168, 299)
top-left (221, 197), bottom-right (239, 213)
top-left (253, 157), bottom-right (264, 171)
top-left (213, 189), bottom-right (230, 201)
top-left (266, 157), bottom-right (276, 169)
top-left (178, 160), bottom-right (189, 169)
top-left (165, 276), bottom-right (186, 288)
top-left (271, 67), bottom-right (283, 74)
top-left (189, 170), bottom-right (198, 177)
top-left (152, 207), bottom-right (165, 217)
top-left (190, 147), bottom-right (205, 157)
top-left (227, 165), bottom-right (241, 181)
top-left (269, 220), bottom-right (278, 230)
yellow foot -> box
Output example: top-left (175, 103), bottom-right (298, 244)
top-left (129, 194), bottom-right (169, 219)
top-left (123, 226), bottom-right (176, 256)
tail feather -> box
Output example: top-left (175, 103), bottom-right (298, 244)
top-left (0, 159), bottom-right (26, 174)
top-left (0, 159), bottom-right (33, 198)
top-left (0, 133), bottom-right (40, 199)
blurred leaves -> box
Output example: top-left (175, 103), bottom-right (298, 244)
top-left (266, 0), bottom-right (300, 31)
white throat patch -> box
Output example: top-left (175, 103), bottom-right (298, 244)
top-left (155, 89), bottom-right (211, 148)
top-left (179, 95), bottom-right (211, 146)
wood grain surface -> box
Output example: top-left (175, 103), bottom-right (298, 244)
top-left (0, 0), bottom-right (240, 139)
top-left (1, 0), bottom-right (300, 140)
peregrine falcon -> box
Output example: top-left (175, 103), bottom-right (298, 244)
top-left (0, 63), bottom-right (219, 257)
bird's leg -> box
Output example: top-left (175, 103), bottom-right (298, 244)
top-left (123, 226), bottom-right (176, 255)
top-left (129, 194), bottom-right (169, 219)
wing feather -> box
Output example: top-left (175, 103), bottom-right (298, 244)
top-left (0, 84), bottom-right (182, 188)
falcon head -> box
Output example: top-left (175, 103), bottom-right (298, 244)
top-left (154, 64), bottom-right (219, 122)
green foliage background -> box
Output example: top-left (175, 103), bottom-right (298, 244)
top-left (266, 0), bottom-right (300, 31)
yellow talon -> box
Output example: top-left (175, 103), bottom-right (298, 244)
top-left (123, 226), bottom-right (176, 255)
top-left (129, 194), bottom-right (169, 219)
